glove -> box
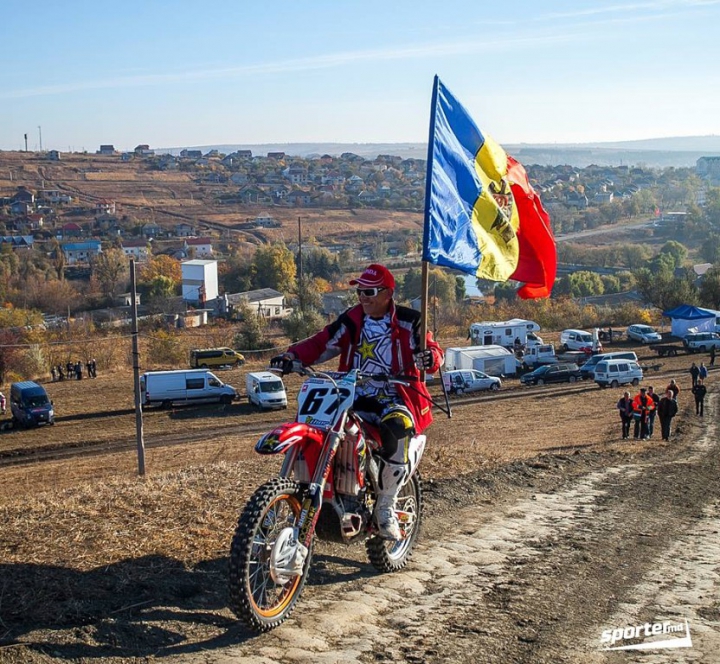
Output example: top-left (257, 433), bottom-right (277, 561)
top-left (413, 349), bottom-right (435, 371)
top-left (270, 353), bottom-right (295, 375)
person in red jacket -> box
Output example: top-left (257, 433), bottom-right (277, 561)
top-left (272, 264), bottom-right (444, 540)
top-left (632, 387), bottom-right (655, 440)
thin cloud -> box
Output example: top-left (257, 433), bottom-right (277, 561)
top-left (541, 0), bottom-right (720, 20)
top-left (1, 32), bottom-right (580, 100)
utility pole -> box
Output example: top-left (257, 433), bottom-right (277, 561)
top-left (130, 259), bottom-right (146, 476)
top-left (297, 216), bottom-right (303, 285)
top-left (38, 126), bottom-right (43, 152)
top-left (297, 216), bottom-right (304, 311)
top-left (24, 133), bottom-right (28, 152)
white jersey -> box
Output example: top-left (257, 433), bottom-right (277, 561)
top-left (352, 314), bottom-right (397, 399)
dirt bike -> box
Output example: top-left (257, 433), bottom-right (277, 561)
top-left (228, 364), bottom-right (427, 633)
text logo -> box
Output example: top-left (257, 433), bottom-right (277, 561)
top-left (600, 619), bottom-right (692, 651)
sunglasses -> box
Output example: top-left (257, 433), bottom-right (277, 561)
top-left (356, 287), bottom-right (387, 297)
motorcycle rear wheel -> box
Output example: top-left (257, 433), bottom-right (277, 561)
top-left (228, 478), bottom-right (312, 633)
top-left (366, 471), bottom-right (423, 573)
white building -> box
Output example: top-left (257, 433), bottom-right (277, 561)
top-left (181, 259), bottom-right (218, 305)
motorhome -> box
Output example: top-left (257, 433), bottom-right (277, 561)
top-left (468, 319), bottom-right (541, 349)
top-left (141, 370), bottom-right (237, 408)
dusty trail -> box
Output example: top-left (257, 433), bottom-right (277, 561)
top-left (157, 398), bottom-right (720, 664)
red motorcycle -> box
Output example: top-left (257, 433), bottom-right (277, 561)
top-left (228, 365), bottom-right (427, 633)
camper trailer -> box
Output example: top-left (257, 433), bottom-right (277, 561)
top-left (468, 319), bottom-right (542, 349)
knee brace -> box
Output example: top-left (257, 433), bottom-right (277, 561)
top-left (378, 405), bottom-right (415, 464)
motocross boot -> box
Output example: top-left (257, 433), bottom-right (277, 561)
top-left (375, 459), bottom-right (408, 540)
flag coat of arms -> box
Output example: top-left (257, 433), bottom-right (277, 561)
top-left (422, 76), bottom-right (556, 298)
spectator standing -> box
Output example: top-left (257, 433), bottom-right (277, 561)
top-left (710, 345), bottom-right (716, 367)
top-left (657, 389), bottom-right (679, 441)
top-left (616, 391), bottom-right (634, 439)
top-left (91, 359), bottom-right (98, 378)
top-left (75, 361), bottom-right (82, 380)
top-left (646, 386), bottom-right (660, 438)
top-left (699, 362), bottom-right (708, 382)
top-left (689, 362), bottom-right (700, 388)
top-left (666, 379), bottom-right (680, 402)
top-left (57, 365), bottom-right (65, 381)
top-left (86, 359), bottom-right (93, 378)
top-left (51, 366), bottom-right (57, 382)
top-left (0, 391), bottom-right (6, 414)
top-left (632, 387), bottom-right (655, 440)
top-left (692, 378), bottom-right (707, 416)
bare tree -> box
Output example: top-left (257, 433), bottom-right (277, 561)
top-left (91, 248), bottom-right (129, 302)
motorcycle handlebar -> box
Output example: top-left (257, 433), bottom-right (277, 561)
top-left (267, 363), bottom-right (416, 386)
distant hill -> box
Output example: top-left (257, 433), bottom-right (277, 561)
top-left (158, 135), bottom-right (720, 169)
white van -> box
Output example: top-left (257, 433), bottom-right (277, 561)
top-left (594, 359), bottom-right (643, 389)
top-left (141, 369), bottom-right (237, 408)
top-left (246, 372), bottom-right (288, 409)
top-left (560, 329), bottom-right (594, 351)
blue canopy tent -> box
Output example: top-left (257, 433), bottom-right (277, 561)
top-left (661, 304), bottom-right (719, 337)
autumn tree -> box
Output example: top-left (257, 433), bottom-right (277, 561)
top-left (253, 243), bottom-right (296, 292)
top-left (399, 267), bottom-right (458, 304)
top-left (139, 254), bottom-right (181, 287)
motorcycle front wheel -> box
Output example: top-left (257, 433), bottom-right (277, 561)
top-left (366, 471), bottom-right (423, 573)
top-left (228, 478), bottom-right (313, 633)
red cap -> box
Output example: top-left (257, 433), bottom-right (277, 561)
top-left (349, 264), bottom-right (395, 290)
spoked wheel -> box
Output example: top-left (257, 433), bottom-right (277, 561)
top-left (366, 471), bottom-right (423, 573)
top-left (228, 478), bottom-right (312, 633)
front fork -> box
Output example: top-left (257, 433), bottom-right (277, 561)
top-left (275, 429), bottom-right (344, 576)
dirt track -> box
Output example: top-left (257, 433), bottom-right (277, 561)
top-left (2, 392), bottom-right (718, 663)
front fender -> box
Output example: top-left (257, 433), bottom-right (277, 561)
top-left (255, 422), bottom-right (325, 455)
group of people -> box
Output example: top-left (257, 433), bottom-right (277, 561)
top-left (51, 359), bottom-right (98, 382)
top-left (617, 366), bottom-right (711, 441)
top-left (616, 385), bottom-right (678, 441)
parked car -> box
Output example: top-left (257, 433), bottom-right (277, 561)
top-left (442, 369), bottom-right (501, 394)
top-left (594, 359), bottom-right (643, 389)
top-left (520, 363), bottom-right (581, 386)
top-left (682, 332), bottom-right (720, 352)
top-left (579, 351), bottom-right (639, 380)
top-left (560, 329), bottom-right (594, 352)
top-left (627, 324), bottom-right (662, 344)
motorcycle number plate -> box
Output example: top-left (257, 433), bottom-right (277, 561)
top-left (296, 377), bottom-right (354, 430)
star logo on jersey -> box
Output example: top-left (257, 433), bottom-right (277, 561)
top-left (357, 338), bottom-right (377, 362)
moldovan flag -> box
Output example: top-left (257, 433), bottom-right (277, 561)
top-left (422, 76), bottom-right (556, 298)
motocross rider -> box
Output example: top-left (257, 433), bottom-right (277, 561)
top-left (271, 263), bottom-right (443, 540)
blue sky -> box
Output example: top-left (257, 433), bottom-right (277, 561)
top-left (2, 0), bottom-right (719, 151)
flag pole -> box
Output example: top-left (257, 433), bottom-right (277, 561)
top-left (421, 76), bottom-right (452, 418)
top-left (419, 75), bottom-right (439, 349)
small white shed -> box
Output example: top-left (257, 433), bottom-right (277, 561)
top-left (444, 345), bottom-right (517, 377)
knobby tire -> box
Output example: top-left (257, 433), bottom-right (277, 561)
top-left (228, 478), bottom-right (312, 633)
top-left (366, 471), bottom-right (423, 573)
